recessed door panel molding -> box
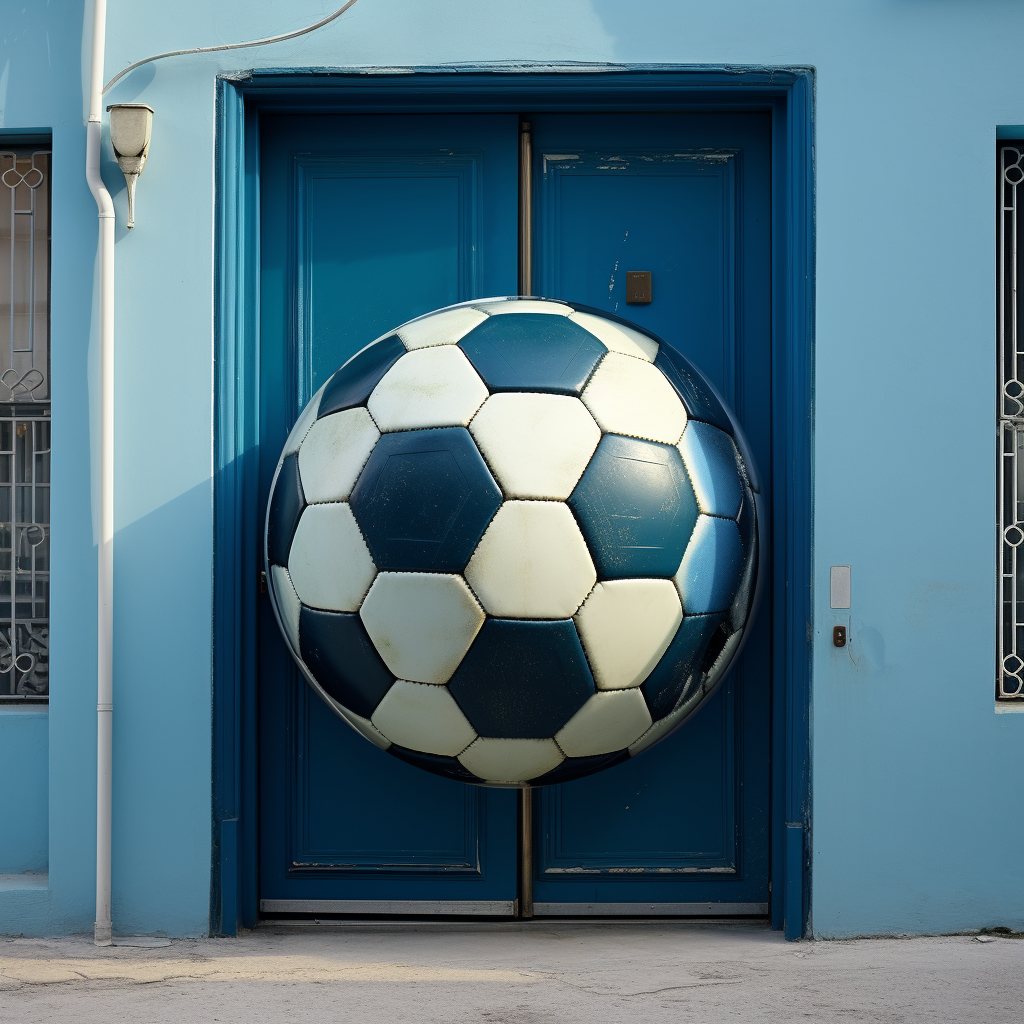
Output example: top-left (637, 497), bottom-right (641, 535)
top-left (538, 686), bottom-right (738, 877)
top-left (292, 681), bottom-right (485, 875)
top-left (294, 152), bottom-right (484, 403)
top-left (536, 147), bottom-right (737, 407)
top-left (538, 148), bottom-right (738, 408)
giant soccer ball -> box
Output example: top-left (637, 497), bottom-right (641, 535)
top-left (265, 297), bottom-right (761, 787)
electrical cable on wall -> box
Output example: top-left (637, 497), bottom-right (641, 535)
top-left (103, 0), bottom-right (362, 93)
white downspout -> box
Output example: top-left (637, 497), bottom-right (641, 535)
top-left (82, 1), bottom-right (360, 947)
top-left (86, 0), bottom-right (115, 947)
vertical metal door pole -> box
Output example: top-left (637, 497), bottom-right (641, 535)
top-left (519, 120), bottom-right (532, 296)
top-left (517, 117), bottom-right (535, 920)
top-left (520, 786), bottom-right (534, 918)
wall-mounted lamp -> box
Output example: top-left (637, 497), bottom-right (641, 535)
top-left (106, 103), bottom-right (153, 229)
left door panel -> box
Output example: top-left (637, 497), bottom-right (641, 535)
top-left (258, 114), bottom-right (519, 911)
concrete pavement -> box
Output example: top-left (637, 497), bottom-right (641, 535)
top-left (1, 921), bottom-right (1021, 1023)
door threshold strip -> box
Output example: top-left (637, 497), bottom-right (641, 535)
top-left (259, 899), bottom-right (516, 916)
top-left (258, 899), bottom-right (767, 922)
top-left (534, 902), bottom-right (768, 916)
top-left (257, 916), bottom-right (770, 930)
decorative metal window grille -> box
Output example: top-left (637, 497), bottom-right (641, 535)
top-left (0, 148), bottom-right (50, 701)
top-left (999, 144), bottom-right (1024, 701)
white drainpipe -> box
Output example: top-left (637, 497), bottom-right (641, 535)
top-left (85, 0), bottom-right (115, 947)
top-left (84, 0), bottom-right (361, 947)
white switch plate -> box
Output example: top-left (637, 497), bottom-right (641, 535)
top-left (830, 565), bottom-right (851, 609)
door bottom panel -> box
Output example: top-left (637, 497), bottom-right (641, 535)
top-left (259, 899), bottom-right (765, 917)
top-left (534, 902), bottom-right (767, 916)
top-left (260, 899), bottom-right (516, 916)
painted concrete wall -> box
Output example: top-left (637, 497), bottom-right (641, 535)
top-left (0, 0), bottom-right (1022, 937)
top-left (0, 711), bottom-right (48, 875)
top-left (1, 1), bottom-right (106, 936)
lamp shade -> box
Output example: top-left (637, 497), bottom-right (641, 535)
top-left (105, 103), bottom-right (153, 229)
top-left (107, 104), bottom-right (153, 159)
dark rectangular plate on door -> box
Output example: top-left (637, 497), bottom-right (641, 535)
top-left (257, 114), bottom-right (520, 913)
top-left (529, 113), bottom-right (772, 913)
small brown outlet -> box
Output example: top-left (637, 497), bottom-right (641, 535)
top-left (626, 271), bottom-right (652, 304)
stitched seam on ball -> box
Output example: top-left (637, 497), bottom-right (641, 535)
top-left (575, 346), bottom-right (609, 395)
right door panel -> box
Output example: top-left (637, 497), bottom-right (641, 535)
top-left (530, 113), bottom-right (772, 910)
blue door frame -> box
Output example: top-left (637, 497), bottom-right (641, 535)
top-left (213, 66), bottom-right (814, 938)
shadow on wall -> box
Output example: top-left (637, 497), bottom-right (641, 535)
top-left (858, 625), bottom-right (885, 674)
top-left (107, 477), bottom-right (213, 937)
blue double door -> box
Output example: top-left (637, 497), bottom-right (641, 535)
top-left (258, 111), bottom-right (771, 913)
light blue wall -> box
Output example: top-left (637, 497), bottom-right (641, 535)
top-left (0, 711), bottom-right (48, 875)
top-left (2, 0), bottom-right (116, 936)
top-left (1, 0), bottom-right (1022, 937)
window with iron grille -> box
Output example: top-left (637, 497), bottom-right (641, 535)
top-left (998, 141), bottom-right (1024, 702)
top-left (0, 147), bottom-right (50, 702)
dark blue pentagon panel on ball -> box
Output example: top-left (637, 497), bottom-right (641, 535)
top-left (458, 313), bottom-right (606, 395)
top-left (641, 612), bottom-right (725, 721)
top-left (387, 745), bottom-right (484, 784)
top-left (655, 343), bottom-right (762, 494)
top-left (317, 333), bottom-right (405, 418)
top-left (568, 433), bottom-right (699, 579)
top-left (350, 426), bottom-right (502, 573)
top-left (266, 452), bottom-right (305, 567)
top-left (448, 619), bottom-right (595, 738)
top-left (677, 516), bottom-right (745, 615)
top-left (679, 421), bottom-right (745, 520)
top-left (531, 749), bottom-right (629, 786)
top-left (298, 607), bottom-right (394, 719)
top-left (654, 344), bottom-right (734, 436)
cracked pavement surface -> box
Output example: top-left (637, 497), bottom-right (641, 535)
top-left (0, 921), bottom-right (1021, 1022)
